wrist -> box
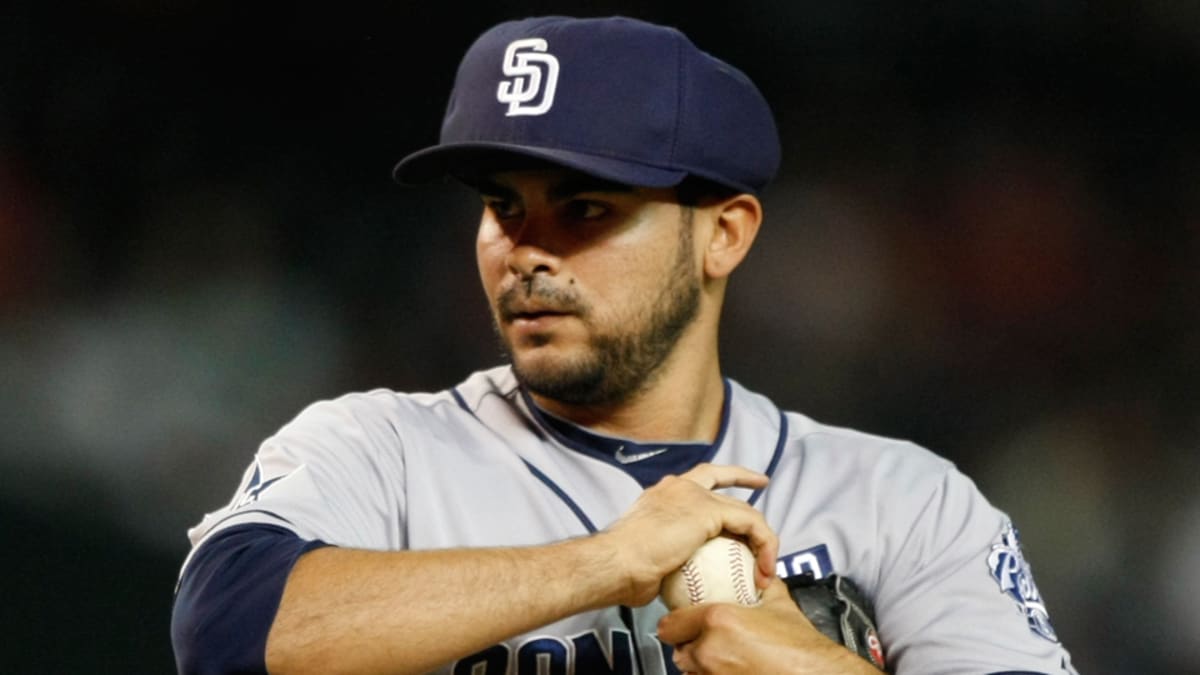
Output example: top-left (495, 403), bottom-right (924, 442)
top-left (827, 643), bottom-right (884, 674)
top-left (555, 532), bottom-right (638, 610)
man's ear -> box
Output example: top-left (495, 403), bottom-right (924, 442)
top-left (702, 194), bottom-right (762, 279)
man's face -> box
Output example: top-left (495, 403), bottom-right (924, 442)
top-left (474, 168), bottom-right (701, 406)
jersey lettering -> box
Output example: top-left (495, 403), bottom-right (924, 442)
top-left (517, 637), bottom-right (568, 675)
top-left (452, 644), bottom-right (509, 674)
top-left (571, 630), bottom-right (635, 673)
top-left (775, 544), bottom-right (833, 579)
top-left (455, 629), bottom-right (648, 674)
top-left (653, 635), bottom-right (682, 675)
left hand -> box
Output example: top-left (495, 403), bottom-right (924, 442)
top-left (657, 577), bottom-right (882, 674)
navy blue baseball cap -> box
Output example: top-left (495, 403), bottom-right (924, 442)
top-left (393, 16), bottom-right (781, 195)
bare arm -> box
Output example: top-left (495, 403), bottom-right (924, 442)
top-left (264, 464), bottom-right (777, 675)
top-left (265, 536), bottom-right (623, 674)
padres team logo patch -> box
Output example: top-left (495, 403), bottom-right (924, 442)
top-left (497, 38), bottom-right (559, 116)
top-left (987, 520), bottom-right (1058, 642)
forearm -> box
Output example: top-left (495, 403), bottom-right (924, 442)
top-left (265, 535), bottom-right (626, 675)
top-left (263, 463), bottom-right (777, 674)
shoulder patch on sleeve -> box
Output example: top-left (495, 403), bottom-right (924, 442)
top-left (233, 459), bottom-right (301, 509)
top-left (987, 520), bottom-right (1058, 642)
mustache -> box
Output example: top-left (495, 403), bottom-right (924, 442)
top-left (496, 277), bottom-right (586, 322)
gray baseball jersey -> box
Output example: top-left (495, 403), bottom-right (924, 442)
top-left (183, 365), bottom-right (1076, 675)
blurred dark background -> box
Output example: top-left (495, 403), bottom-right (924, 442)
top-left (2, 1), bottom-right (1197, 672)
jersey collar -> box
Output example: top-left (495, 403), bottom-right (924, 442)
top-left (517, 381), bottom-right (733, 488)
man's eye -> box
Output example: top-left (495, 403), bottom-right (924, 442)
top-left (566, 201), bottom-right (609, 220)
top-left (484, 199), bottom-right (521, 219)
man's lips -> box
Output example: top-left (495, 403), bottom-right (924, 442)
top-left (496, 280), bottom-right (584, 324)
top-left (499, 301), bottom-right (574, 323)
top-left (507, 309), bottom-right (570, 324)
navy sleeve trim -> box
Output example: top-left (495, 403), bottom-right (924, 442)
top-left (171, 523), bottom-right (330, 675)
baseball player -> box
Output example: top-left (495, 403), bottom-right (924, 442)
top-left (171, 16), bottom-right (1077, 675)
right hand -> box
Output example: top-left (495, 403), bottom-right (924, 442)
top-left (659, 578), bottom-right (882, 674)
top-left (598, 463), bottom-right (778, 607)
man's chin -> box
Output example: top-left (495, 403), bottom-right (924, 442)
top-left (509, 352), bottom-right (609, 406)
top-left (510, 348), bottom-right (586, 384)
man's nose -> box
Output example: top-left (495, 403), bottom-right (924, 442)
top-left (504, 216), bottom-right (562, 279)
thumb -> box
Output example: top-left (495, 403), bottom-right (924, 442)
top-left (656, 603), bottom-right (710, 646)
top-left (760, 575), bottom-right (793, 603)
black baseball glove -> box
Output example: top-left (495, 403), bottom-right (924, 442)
top-left (785, 573), bottom-right (887, 671)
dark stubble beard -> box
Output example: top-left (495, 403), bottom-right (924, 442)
top-left (494, 213), bottom-right (701, 406)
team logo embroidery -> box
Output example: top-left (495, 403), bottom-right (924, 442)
top-left (987, 520), bottom-right (1059, 642)
top-left (497, 38), bottom-right (559, 116)
top-left (233, 460), bottom-right (291, 509)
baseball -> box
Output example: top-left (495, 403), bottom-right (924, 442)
top-left (660, 535), bottom-right (762, 610)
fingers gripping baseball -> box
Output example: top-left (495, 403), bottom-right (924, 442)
top-left (601, 463), bottom-right (776, 606)
top-left (661, 578), bottom-right (870, 675)
top-left (678, 464), bottom-right (777, 587)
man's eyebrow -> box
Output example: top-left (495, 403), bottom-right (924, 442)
top-left (472, 173), bottom-right (636, 201)
top-left (547, 176), bottom-right (635, 201)
top-left (473, 177), bottom-right (517, 199)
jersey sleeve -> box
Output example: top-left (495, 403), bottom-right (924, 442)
top-left (872, 446), bottom-right (1077, 675)
top-left (183, 392), bottom-right (409, 558)
top-left (171, 524), bottom-right (329, 675)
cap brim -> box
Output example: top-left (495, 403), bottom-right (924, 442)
top-left (392, 142), bottom-right (689, 189)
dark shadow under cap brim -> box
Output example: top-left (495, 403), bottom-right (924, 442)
top-left (392, 142), bottom-right (695, 191)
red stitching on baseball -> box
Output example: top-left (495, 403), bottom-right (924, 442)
top-left (682, 560), bottom-right (705, 604)
top-left (728, 539), bottom-right (756, 605)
